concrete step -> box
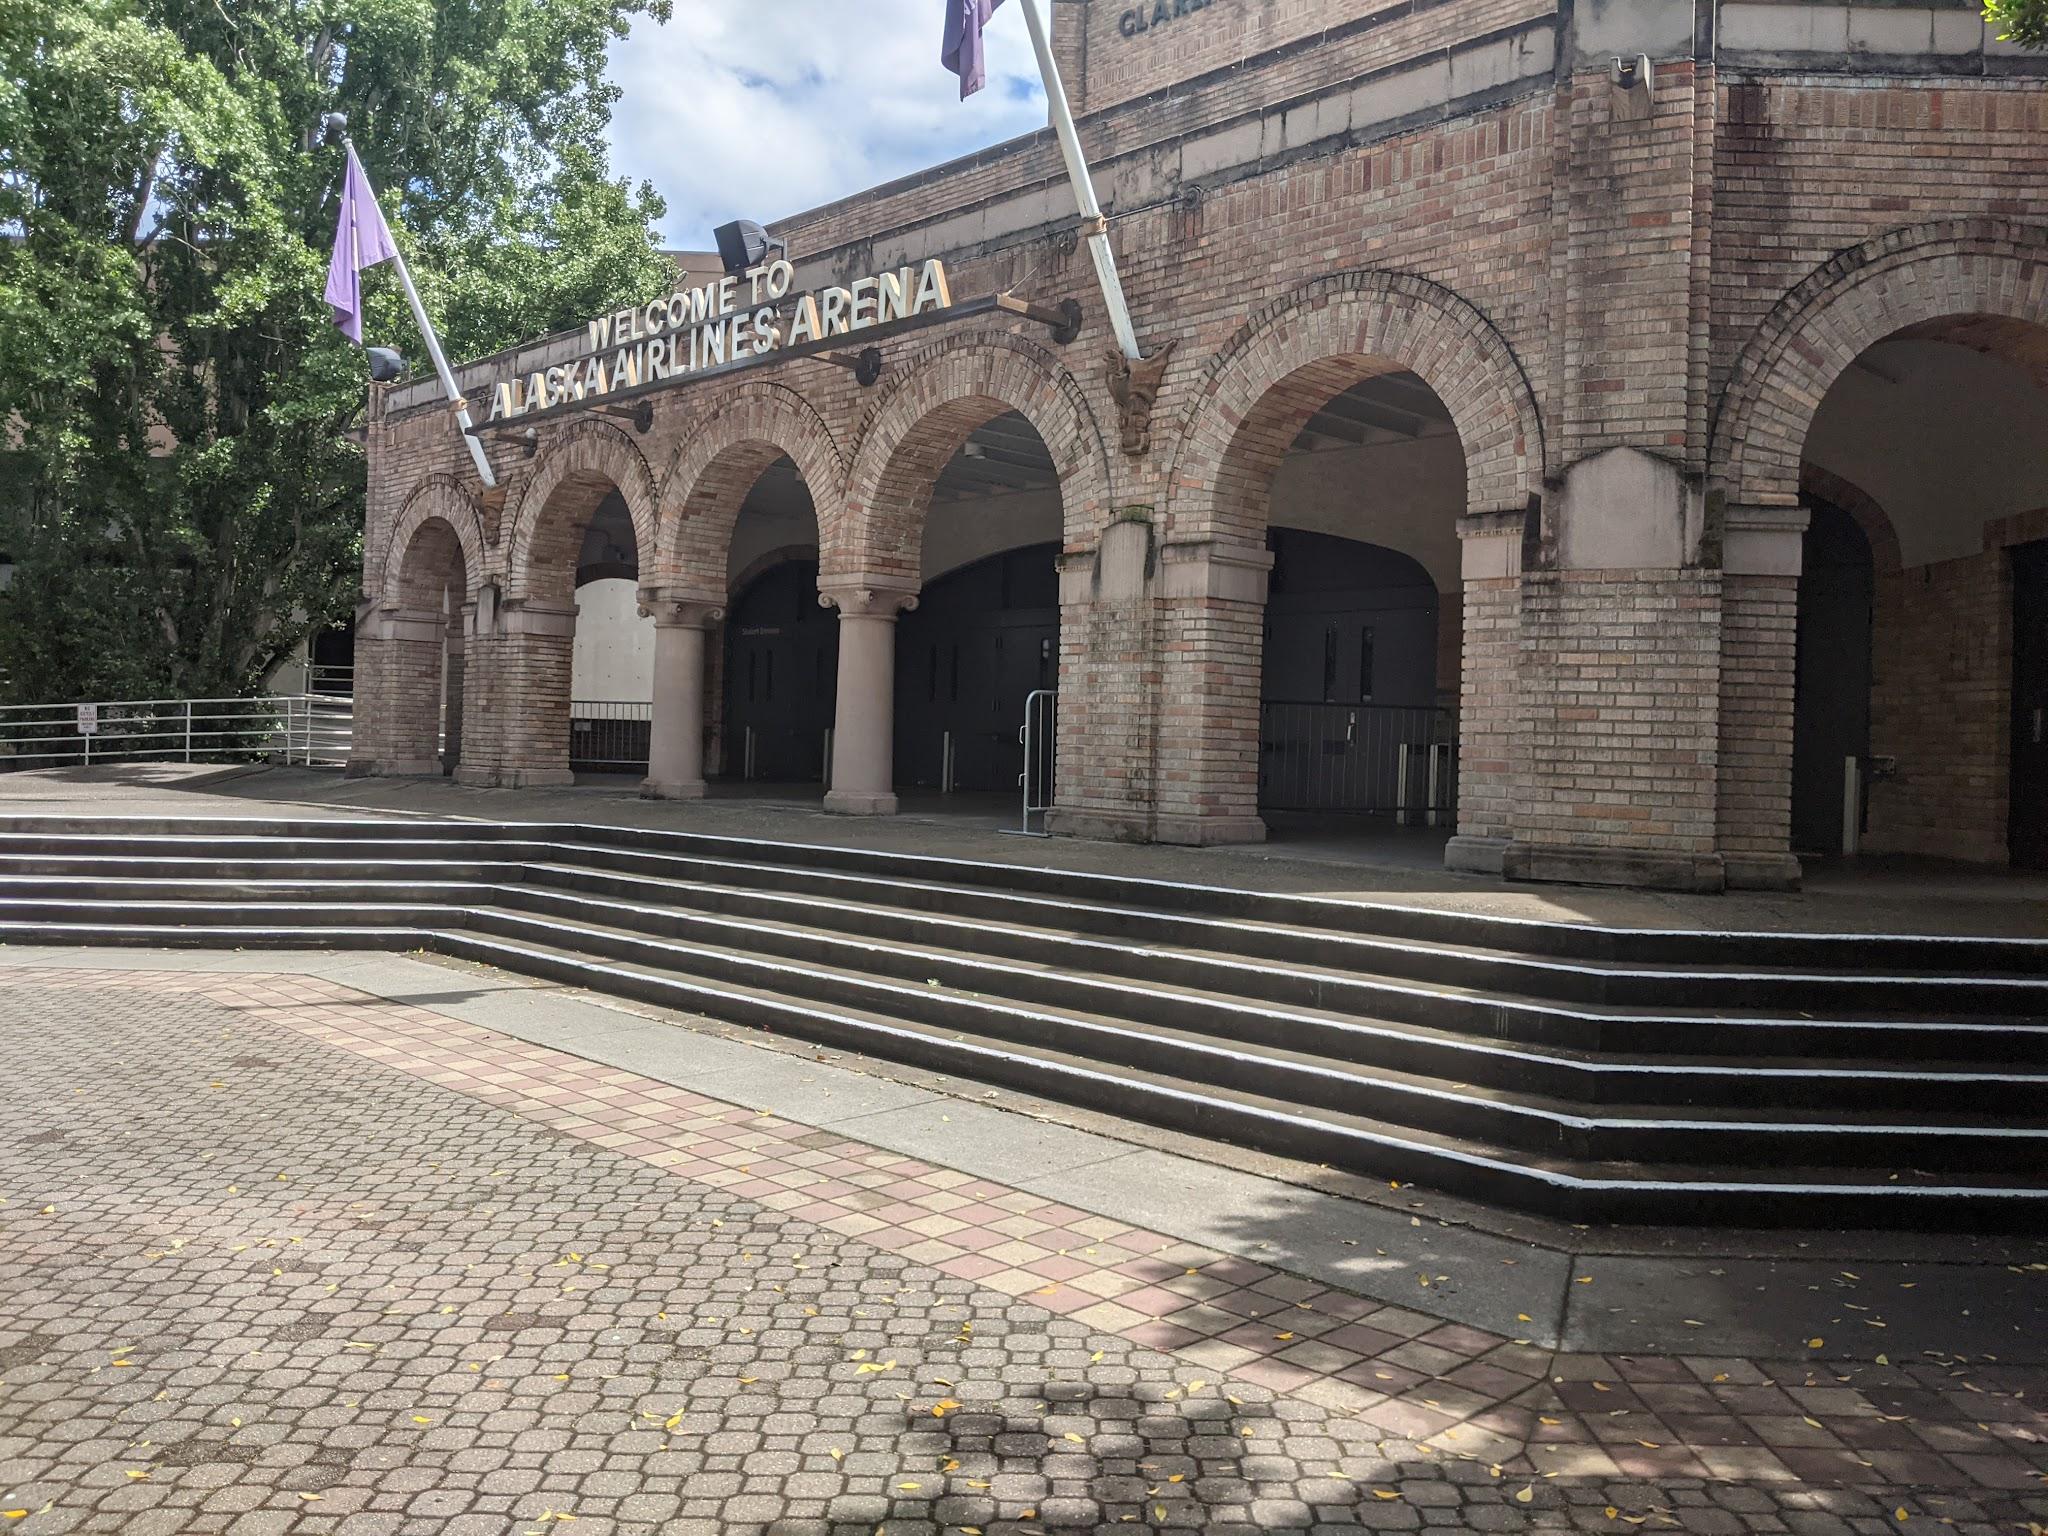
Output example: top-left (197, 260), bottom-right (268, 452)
top-left (3, 840), bottom-right (2044, 1026)
top-left (5, 890), bottom-right (2045, 1179)
top-left (6, 815), bottom-right (2045, 974)
top-left (6, 871), bottom-right (2044, 1091)
top-left (3, 907), bottom-right (2043, 1231)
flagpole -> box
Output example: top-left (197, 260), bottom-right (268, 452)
top-left (329, 122), bottom-right (496, 490)
top-left (1014, 0), bottom-right (1142, 362)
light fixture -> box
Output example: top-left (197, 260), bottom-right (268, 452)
top-left (713, 219), bottom-right (788, 277)
top-left (366, 346), bottom-right (406, 382)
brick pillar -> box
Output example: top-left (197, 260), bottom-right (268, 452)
top-left (821, 584), bottom-right (918, 816)
top-left (1046, 518), bottom-right (1158, 842)
top-left (1717, 506), bottom-right (1807, 890)
top-left (348, 605), bottom-right (448, 777)
top-left (1445, 511), bottom-right (1526, 876)
top-left (455, 599), bottom-right (577, 788)
top-left (1149, 537), bottom-right (1271, 846)
top-left (642, 594), bottom-right (723, 801)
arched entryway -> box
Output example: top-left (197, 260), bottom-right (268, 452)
top-left (1163, 272), bottom-right (1539, 849)
top-left (471, 422), bottom-right (657, 787)
top-left (650, 384), bottom-right (847, 801)
top-left (354, 479), bottom-right (485, 780)
top-left (829, 338), bottom-right (1106, 818)
top-left (1792, 322), bottom-right (2048, 865)
top-left (1714, 222), bottom-right (2048, 873)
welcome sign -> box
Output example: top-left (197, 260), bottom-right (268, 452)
top-left (488, 258), bottom-right (955, 421)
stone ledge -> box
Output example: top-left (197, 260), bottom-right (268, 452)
top-left (1504, 842), bottom-right (1728, 894)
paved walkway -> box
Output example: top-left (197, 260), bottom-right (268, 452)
top-left (2, 952), bottom-right (2044, 1534)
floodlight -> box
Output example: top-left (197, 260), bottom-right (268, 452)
top-left (367, 347), bottom-right (406, 382)
top-left (713, 219), bottom-right (788, 276)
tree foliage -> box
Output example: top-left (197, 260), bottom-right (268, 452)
top-left (0, 0), bottom-right (675, 701)
top-left (1985, 0), bottom-right (2048, 49)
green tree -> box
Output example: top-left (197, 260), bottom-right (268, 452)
top-left (0, 0), bottom-right (674, 702)
top-left (1986, 0), bottom-right (2048, 48)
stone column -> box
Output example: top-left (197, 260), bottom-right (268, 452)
top-left (1717, 503), bottom-right (1808, 891)
top-left (820, 584), bottom-right (917, 816)
top-left (641, 593), bottom-right (724, 801)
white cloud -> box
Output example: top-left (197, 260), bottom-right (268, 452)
top-left (605, 0), bottom-right (1049, 250)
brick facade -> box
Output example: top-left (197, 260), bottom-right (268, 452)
top-left (357, 0), bottom-right (2048, 889)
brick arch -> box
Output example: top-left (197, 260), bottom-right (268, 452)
top-left (1165, 269), bottom-right (1543, 542)
top-left (1712, 219), bottom-right (2048, 511)
top-left (381, 476), bottom-right (485, 609)
top-left (503, 418), bottom-right (658, 604)
top-left (1801, 464), bottom-right (1903, 576)
top-left (836, 331), bottom-right (1113, 590)
top-left (654, 382), bottom-right (846, 596)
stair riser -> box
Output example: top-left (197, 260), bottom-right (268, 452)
top-left (5, 888), bottom-right (2043, 1115)
top-left (442, 908), bottom-right (2048, 1175)
top-left (5, 827), bottom-right (2045, 981)
top-left (427, 930), bottom-right (2048, 1232)
top-left (6, 866), bottom-right (2042, 1058)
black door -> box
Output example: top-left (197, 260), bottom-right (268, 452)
top-left (2011, 541), bottom-right (2048, 870)
top-left (1791, 500), bottom-right (1875, 856)
top-left (724, 561), bottom-right (836, 783)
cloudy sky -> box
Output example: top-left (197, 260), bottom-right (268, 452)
top-left (605, 0), bottom-right (1050, 251)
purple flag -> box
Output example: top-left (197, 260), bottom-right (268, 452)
top-left (942, 0), bottom-right (1005, 99)
top-left (324, 144), bottom-right (399, 344)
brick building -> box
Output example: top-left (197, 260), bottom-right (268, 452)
top-left (352, 0), bottom-right (2048, 891)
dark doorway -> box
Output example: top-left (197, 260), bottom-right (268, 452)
top-left (1259, 528), bottom-right (1442, 814)
top-left (894, 544), bottom-right (1059, 793)
top-left (2012, 540), bottom-right (2048, 870)
top-left (1791, 498), bottom-right (1875, 857)
top-left (723, 560), bottom-right (836, 784)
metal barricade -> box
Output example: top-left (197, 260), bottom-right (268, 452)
top-left (1016, 689), bottom-right (1056, 835)
top-left (567, 701), bottom-right (651, 772)
top-left (1258, 701), bottom-right (1455, 818)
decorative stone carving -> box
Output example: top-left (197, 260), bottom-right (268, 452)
top-left (1105, 339), bottom-right (1177, 457)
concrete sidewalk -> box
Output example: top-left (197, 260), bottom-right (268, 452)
top-left (3, 762), bottom-right (2045, 937)
top-left (5, 941), bottom-right (2042, 1368)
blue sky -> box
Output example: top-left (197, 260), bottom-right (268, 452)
top-left (604, 0), bottom-right (1050, 251)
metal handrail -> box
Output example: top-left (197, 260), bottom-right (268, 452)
top-left (0, 694), bottom-right (353, 771)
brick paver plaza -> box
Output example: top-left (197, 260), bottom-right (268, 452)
top-left (2, 964), bottom-right (2044, 1534)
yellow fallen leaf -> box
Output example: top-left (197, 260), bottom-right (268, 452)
top-left (3, 1511), bottom-right (28, 1520)
top-left (1274, 1331), bottom-right (1294, 1341)
top-left (298, 1493), bottom-right (322, 1502)
top-left (897, 1482), bottom-right (920, 1491)
top-left (412, 1415), bottom-right (432, 1425)
top-left (1808, 1338), bottom-right (1824, 1349)
top-left (829, 1448), bottom-right (844, 1461)
top-left (125, 1470), bottom-right (150, 1482)
top-left (1373, 1489), bottom-right (1401, 1500)
top-left (1063, 1432), bottom-right (1085, 1444)
top-left (1515, 1486), bottom-right (1534, 1502)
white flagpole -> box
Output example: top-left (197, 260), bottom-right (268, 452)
top-left (1015, 0), bottom-right (1142, 362)
top-left (333, 124), bottom-right (496, 490)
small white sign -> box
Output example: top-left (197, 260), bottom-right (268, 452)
top-left (76, 703), bottom-right (98, 736)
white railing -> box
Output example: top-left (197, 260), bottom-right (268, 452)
top-left (0, 695), bottom-right (355, 771)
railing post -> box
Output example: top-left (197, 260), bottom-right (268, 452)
top-left (184, 700), bottom-right (193, 762)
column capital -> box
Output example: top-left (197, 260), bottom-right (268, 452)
top-left (636, 587), bottom-right (724, 628)
top-left (818, 583), bottom-right (919, 618)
